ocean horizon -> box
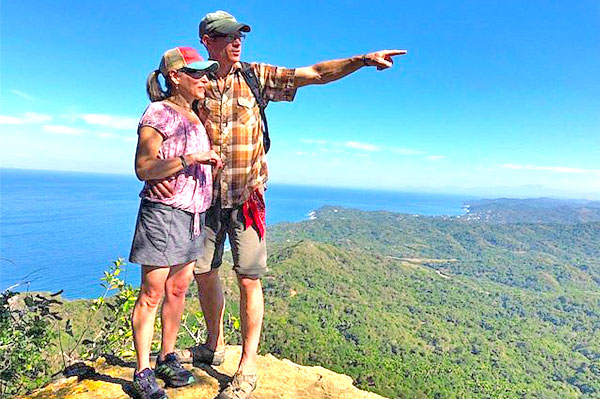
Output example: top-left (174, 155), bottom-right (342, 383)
top-left (1, 168), bottom-right (473, 298)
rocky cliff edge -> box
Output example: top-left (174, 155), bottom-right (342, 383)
top-left (19, 346), bottom-right (388, 399)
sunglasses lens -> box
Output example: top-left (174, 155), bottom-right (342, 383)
top-left (211, 33), bottom-right (244, 42)
top-left (181, 69), bottom-right (205, 79)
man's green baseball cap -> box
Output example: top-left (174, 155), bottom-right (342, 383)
top-left (199, 11), bottom-right (251, 37)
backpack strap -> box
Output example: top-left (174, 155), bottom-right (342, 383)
top-left (239, 61), bottom-right (271, 153)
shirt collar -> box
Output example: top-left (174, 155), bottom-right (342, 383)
top-left (230, 61), bottom-right (243, 74)
top-left (207, 61), bottom-right (243, 81)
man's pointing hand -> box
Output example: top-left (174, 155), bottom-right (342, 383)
top-left (363, 49), bottom-right (407, 70)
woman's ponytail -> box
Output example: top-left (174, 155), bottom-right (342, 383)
top-left (146, 69), bottom-right (168, 102)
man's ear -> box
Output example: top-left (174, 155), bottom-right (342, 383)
top-left (201, 34), bottom-right (211, 47)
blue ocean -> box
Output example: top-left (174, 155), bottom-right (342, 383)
top-left (0, 169), bottom-right (472, 298)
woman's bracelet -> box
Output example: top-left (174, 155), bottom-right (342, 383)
top-left (179, 155), bottom-right (188, 169)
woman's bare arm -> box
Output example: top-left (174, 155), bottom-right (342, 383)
top-left (134, 126), bottom-right (222, 181)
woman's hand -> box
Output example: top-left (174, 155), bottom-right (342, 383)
top-left (195, 150), bottom-right (223, 169)
top-left (145, 150), bottom-right (222, 199)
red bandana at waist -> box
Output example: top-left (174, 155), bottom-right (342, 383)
top-left (242, 189), bottom-right (266, 240)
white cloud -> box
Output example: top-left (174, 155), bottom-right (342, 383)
top-left (344, 141), bottom-right (381, 152)
top-left (295, 151), bottom-right (318, 157)
top-left (502, 163), bottom-right (600, 175)
top-left (392, 148), bottom-right (425, 155)
top-left (300, 139), bottom-right (347, 153)
top-left (77, 113), bottom-right (138, 130)
top-left (42, 125), bottom-right (86, 135)
top-left (10, 90), bottom-right (35, 102)
top-left (0, 112), bottom-right (53, 125)
top-left (298, 139), bottom-right (436, 158)
top-left (426, 155), bottom-right (447, 161)
top-left (317, 147), bottom-right (343, 153)
top-left (300, 139), bottom-right (329, 145)
top-left (0, 115), bottom-right (24, 125)
top-left (97, 132), bottom-right (115, 139)
top-left (23, 112), bottom-right (52, 123)
top-left (502, 164), bottom-right (524, 170)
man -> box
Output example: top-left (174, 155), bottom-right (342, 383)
top-left (152, 10), bottom-right (406, 399)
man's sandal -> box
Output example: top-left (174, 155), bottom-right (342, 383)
top-left (218, 373), bottom-right (257, 399)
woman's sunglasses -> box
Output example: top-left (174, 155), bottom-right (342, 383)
top-left (179, 68), bottom-right (207, 79)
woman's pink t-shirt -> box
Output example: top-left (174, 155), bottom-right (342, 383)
top-left (138, 102), bottom-right (212, 233)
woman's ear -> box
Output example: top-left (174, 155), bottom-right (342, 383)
top-left (168, 70), bottom-right (180, 87)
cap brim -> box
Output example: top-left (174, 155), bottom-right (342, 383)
top-left (210, 20), bottom-right (251, 35)
top-left (184, 60), bottom-right (220, 72)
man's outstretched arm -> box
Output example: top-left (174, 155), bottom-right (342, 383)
top-left (294, 49), bottom-right (407, 88)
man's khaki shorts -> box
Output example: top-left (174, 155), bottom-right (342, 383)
top-left (194, 204), bottom-right (267, 277)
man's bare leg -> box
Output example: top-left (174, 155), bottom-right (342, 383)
top-left (195, 269), bottom-right (226, 351)
top-left (236, 275), bottom-right (264, 375)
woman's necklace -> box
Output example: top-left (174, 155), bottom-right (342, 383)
top-left (166, 97), bottom-right (192, 112)
top-left (166, 97), bottom-right (200, 124)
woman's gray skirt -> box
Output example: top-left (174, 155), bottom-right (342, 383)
top-left (129, 199), bottom-right (205, 267)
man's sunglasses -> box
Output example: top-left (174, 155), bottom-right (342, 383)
top-left (179, 68), bottom-right (207, 79)
top-left (210, 33), bottom-right (246, 43)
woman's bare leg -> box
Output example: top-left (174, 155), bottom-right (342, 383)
top-left (132, 265), bottom-right (170, 371)
top-left (160, 261), bottom-right (195, 358)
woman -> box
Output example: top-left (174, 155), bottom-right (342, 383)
top-left (128, 46), bottom-right (221, 399)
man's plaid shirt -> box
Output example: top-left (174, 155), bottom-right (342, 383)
top-left (200, 62), bottom-right (297, 208)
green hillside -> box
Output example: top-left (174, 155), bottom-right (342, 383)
top-left (463, 198), bottom-right (600, 224)
top-left (268, 206), bottom-right (600, 291)
top-left (6, 203), bottom-right (599, 398)
top-left (254, 206), bottom-right (600, 398)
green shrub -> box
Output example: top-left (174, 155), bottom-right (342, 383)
top-left (0, 289), bottom-right (62, 396)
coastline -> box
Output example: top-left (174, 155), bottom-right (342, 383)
top-left (1, 169), bottom-right (471, 299)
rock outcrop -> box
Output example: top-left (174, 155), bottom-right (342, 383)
top-left (20, 346), bottom-right (387, 399)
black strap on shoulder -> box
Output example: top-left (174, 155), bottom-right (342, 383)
top-left (239, 61), bottom-right (271, 153)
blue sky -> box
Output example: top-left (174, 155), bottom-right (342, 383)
top-left (1, 0), bottom-right (599, 198)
